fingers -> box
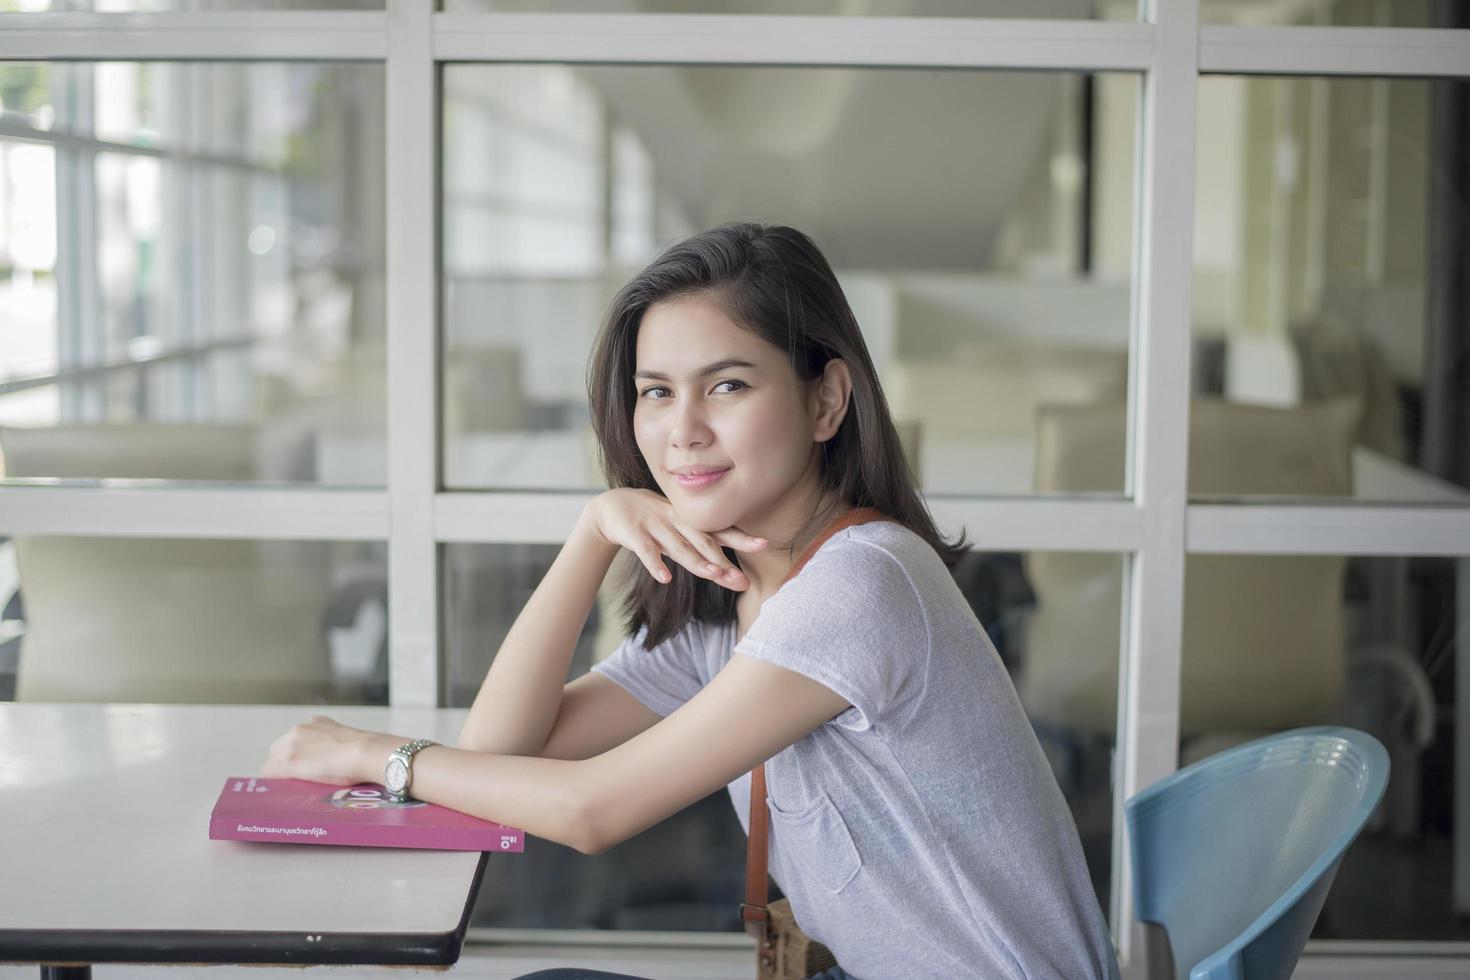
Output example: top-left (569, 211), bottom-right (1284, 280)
top-left (650, 527), bottom-right (740, 588)
top-left (601, 489), bottom-right (768, 590)
top-left (630, 539), bottom-right (672, 583)
top-left (670, 522), bottom-right (750, 589)
top-left (712, 527), bottom-right (770, 554)
top-left (633, 524), bottom-right (751, 591)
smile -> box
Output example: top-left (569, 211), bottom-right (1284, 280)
top-left (674, 468), bottom-right (730, 489)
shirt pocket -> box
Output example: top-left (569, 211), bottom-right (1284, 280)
top-left (766, 789), bottom-right (863, 895)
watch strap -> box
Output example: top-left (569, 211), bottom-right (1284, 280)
top-left (398, 737), bottom-right (437, 758)
top-left (388, 738), bottom-right (437, 798)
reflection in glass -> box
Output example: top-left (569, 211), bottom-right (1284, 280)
top-left (445, 542), bottom-right (1116, 930)
top-left (0, 534), bottom-right (388, 706)
top-left (1192, 73), bottom-right (1470, 504)
top-left (441, 64), bottom-right (1138, 497)
top-left (0, 61), bottom-right (386, 485)
top-left (1180, 553), bottom-right (1464, 942)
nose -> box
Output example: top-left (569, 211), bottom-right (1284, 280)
top-left (670, 393), bottom-right (713, 450)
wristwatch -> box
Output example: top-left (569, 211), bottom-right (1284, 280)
top-left (384, 738), bottom-right (437, 802)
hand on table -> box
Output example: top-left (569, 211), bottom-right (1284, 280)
top-left (261, 715), bottom-right (400, 787)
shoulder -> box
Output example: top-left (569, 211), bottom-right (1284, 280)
top-left (801, 519), bottom-right (939, 590)
top-left (768, 519), bottom-right (937, 624)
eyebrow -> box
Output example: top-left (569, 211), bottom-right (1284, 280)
top-left (632, 358), bottom-right (758, 382)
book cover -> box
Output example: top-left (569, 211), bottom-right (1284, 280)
top-left (209, 777), bottom-right (525, 852)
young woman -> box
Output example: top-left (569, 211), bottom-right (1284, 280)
top-left (262, 222), bottom-right (1120, 980)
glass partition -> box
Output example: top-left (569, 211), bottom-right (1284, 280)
top-left (440, 64), bottom-right (1139, 498)
top-left (1181, 551), bottom-right (1466, 940)
top-left (1202, 0), bottom-right (1457, 29)
top-left (0, 1), bottom-right (381, 10)
top-left (0, 61), bottom-right (386, 485)
top-left (0, 534), bottom-right (387, 705)
top-left (1190, 73), bottom-right (1469, 506)
top-left (442, 0), bottom-right (1137, 19)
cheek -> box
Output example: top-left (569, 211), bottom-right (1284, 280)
top-left (631, 406), bottom-right (656, 451)
top-left (632, 407), bottom-right (667, 476)
top-left (734, 402), bottom-right (810, 469)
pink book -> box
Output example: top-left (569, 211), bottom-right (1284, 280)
top-left (209, 777), bottom-right (525, 852)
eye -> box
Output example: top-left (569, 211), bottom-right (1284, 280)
top-left (639, 385), bottom-right (670, 399)
top-left (713, 379), bottom-right (747, 394)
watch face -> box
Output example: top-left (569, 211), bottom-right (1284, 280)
top-left (385, 758), bottom-right (408, 792)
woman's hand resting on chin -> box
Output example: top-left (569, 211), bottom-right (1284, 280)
top-left (584, 488), bottom-right (767, 590)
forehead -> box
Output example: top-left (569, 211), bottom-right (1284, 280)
top-left (634, 295), bottom-right (773, 368)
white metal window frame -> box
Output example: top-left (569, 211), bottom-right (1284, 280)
top-left (2, 3), bottom-right (1470, 970)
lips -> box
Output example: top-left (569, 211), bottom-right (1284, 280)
top-left (674, 466), bottom-right (730, 489)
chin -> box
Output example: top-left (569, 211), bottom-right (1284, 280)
top-left (671, 497), bottom-right (743, 533)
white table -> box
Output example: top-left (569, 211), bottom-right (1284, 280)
top-left (0, 703), bottom-right (488, 978)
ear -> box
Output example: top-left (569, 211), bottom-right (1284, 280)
top-left (810, 358), bottom-right (853, 443)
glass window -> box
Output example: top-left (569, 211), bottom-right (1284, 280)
top-left (1202, 0), bottom-right (1458, 28)
top-left (1181, 552), bottom-right (1466, 940)
top-left (0, 534), bottom-right (388, 705)
top-left (440, 64), bottom-right (1139, 498)
top-left (442, 0), bottom-right (1137, 19)
top-left (0, 61), bottom-right (387, 486)
top-left (1190, 73), bottom-right (1470, 506)
top-left (0, 1), bottom-right (381, 11)
top-left (444, 542), bottom-right (1119, 931)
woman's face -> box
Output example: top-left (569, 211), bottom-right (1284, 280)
top-left (632, 294), bottom-right (821, 533)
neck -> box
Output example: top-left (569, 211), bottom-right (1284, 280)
top-left (735, 475), bottom-right (846, 601)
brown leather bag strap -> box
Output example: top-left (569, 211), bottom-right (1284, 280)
top-left (740, 505), bottom-right (892, 938)
top-left (740, 762), bottom-right (772, 938)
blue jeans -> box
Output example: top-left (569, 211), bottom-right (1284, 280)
top-left (512, 968), bottom-right (857, 980)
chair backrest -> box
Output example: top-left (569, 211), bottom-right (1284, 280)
top-left (1290, 313), bottom-right (1406, 461)
top-left (1127, 727), bottom-right (1389, 980)
top-left (0, 424), bottom-right (334, 704)
top-left (1018, 398), bottom-right (1358, 737)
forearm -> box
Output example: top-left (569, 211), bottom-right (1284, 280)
top-left (357, 733), bottom-right (600, 853)
top-left (458, 505), bottom-right (619, 756)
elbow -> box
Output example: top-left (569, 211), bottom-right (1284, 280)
top-left (572, 827), bottom-right (610, 856)
top-left (564, 776), bottom-right (619, 856)
top-left (568, 804), bottom-right (613, 856)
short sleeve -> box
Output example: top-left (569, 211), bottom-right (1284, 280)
top-left (590, 623), bottom-right (709, 718)
top-left (733, 531), bottom-right (930, 733)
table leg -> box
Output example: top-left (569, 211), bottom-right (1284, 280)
top-left (40, 967), bottom-right (90, 980)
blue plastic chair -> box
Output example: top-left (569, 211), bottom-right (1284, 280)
top-left (1125, 726), bottom-right (1389, 980)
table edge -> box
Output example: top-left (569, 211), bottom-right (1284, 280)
top-left (0, 851), bottom-right (491, 968)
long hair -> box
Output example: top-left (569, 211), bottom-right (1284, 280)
top-left (586, 221), bottom-right (969, 649)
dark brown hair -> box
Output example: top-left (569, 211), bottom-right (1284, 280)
top-left (586, 221), bottom-right (969, 649)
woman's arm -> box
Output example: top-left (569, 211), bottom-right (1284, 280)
top-left (537, 671), bottom-right (662, 760)
top-left (456, 503), bottom-right (619, 756)
top-left (354, 653), bottom-right (851, 854)
top-left (457, 489), bottom-right (755, 758)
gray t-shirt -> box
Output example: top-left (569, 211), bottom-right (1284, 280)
top-left (592, 520), bottom-right (1120, 980)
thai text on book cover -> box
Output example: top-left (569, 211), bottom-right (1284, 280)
top-left (209, 777), bottom-right (525, 852)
